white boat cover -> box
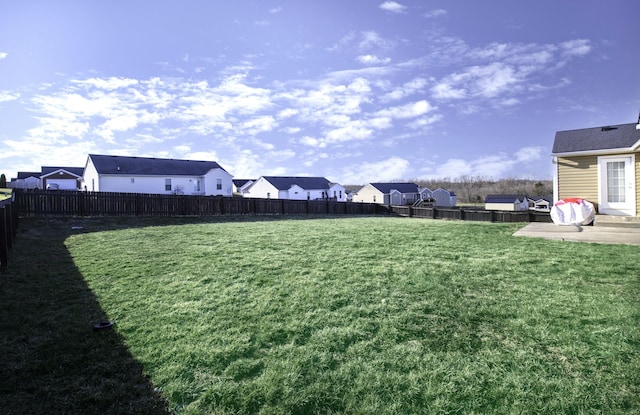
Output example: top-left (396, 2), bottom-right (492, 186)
top-left (550, 198), bottom-right (595, 226)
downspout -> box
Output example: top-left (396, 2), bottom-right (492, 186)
top-left (552, 156), bottom-right (559, 203)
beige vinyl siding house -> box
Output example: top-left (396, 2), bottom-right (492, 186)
top-left (353, 183), bottom-right (419, 205)
top-left (552, 117), bottom-right (640, 217)
top-left (555, 155), bottom-right (599, 203)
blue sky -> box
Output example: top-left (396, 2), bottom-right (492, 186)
top-left (1, 0), bottom-right (639, 184)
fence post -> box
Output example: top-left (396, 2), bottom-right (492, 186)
top-left (0, 205), bottom-right (8, 270)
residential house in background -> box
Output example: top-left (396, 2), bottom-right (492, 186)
top-left (484, 195), bottom-right (529, 211)
top-left (233, 179), bottom-right (255, 195)
top-left (82, 154), bottom-right (233, 196)
top-left (552, 116), bottom-right (639, 216)
top-left (9, 171), bottom-right (42, 189)
top-left (9, 167), bottom-right (83, 190)
top-left (242, 176), bottom-right (345, 201)
top-left (529, 196), bottom-right (552, 212)
top-left (41, 166), bottom-right (84, 190)
top-left (353, 183), bottom-right (419, 205)
top-left (432, 188), bottom-right (457, 207)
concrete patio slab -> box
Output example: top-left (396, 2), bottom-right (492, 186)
top-left (513, 222), bottom-right (640, 246)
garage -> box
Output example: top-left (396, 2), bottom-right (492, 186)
top-left (41, 167), bottom-right (83, 190)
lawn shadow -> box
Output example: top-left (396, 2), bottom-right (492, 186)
top-left (0, 217), bottom-right (172, 414)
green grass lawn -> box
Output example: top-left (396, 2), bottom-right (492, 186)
top-left (2, 216), bottom-right (639, 414)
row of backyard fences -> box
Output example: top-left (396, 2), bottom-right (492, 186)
top-left (386, 205), bottom-right (552, 223)
top-left (14, 190), bottom-right (551, 223)
top-left (1, 193), bottom-right (19, 270)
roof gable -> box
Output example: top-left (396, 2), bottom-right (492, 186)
top-left (41, 166), bottom-right (84, 178)
top-left (369, 182), bottom-right (419, 194)
top-left (89, 154), bottom-right (227, 176)
top-left (262, 176), bottom-right (330, 191)
top-left (552, 122), bottom-right (640, 155)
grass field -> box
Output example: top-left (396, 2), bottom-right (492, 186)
top-left (2, 216), bottom-right (639, 414)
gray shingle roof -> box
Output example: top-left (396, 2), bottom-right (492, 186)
top-left (262, 176), bottom-right (330, 190)
top-left (552, 122), bottom-right (640, 154)
top-left (89, 154), bottom-right (227, 176)
top-left (369, 182), bottom-right (419, 194)
top-left (16, 171), bottom-right (42, 179)
top-left (41, 166), bottom-right (85, 177)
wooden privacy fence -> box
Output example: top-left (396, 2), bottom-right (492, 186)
top-left (14, 190), bottom-right (380, 217)
top-left (1, 194), bottom-right (19, 269)
top-left (386, 205), bottom-right (552, 223)
top-left (13, 190), bottom-right (551, 223)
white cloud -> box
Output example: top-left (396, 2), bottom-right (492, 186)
top-left (325, 120), bottom-right (374, 143)
top-left (560, 39), bottom-right (591, 57)
top-left (340, 156), bottom-right (410, 183)
top-left (407, 114), bottom-right (442, 129)
top-left (227, 149), bottom-right (263, 178)
top-left (173, 145), bottom-right (191, 154)
top-left (0, 91), bottom-right (20, 102)
top-left (185, 151), bottom-right (220, 162)
top-left (357, 55), bottom-right (391, 65)
top-left (376, 100), bottom-right (433, 119)
top-left (241, 116), bottom-right (277, 135)
top-left (470, 63), bottom-right (519, 98)
top-left (0, 52), bottom-right (7, 59)
top-left (381, 77), bottom-right (427, 101)
top-left (299, 136), bottom-right (323, 148)
top-left (277, 108), bottom-right (298, 118)
top-left (358, 31), bottom-right (394, 51)
top-left (431, 81), bottom-right (466, 100)
top-left (269, 148), bottom-right (296, 160)
top-left (421, 147), bottom-right (544, 179)
top-left (515, 146), bottom-right (543, 162)
top-left (75, 77), bottom-right (139, 90)
top-left (379, 1), bottom-right (407, 13)
top-left (284, 126), bottom-right (301, 134)
top-left (423, 9), bottom-right (447, 18)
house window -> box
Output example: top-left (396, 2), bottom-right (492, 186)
top-left (267, 192), bottom-right (271, 199)
top-left (165, 179), bottom-right (172, 191)
top-left (339, 190), bottom-right (342, 198)
top-left (333, 191), bottom-right (337, 198)
top-left (607, 161), bottom-right (626, 203)
top-left (216, 178), bottom-right (222, 190)
top-left (131, 178), bottom-right (135, 184)
top-left (193, 179), bottom-right (201, 192)
top-left (307, 192), bottom-right (311, 200)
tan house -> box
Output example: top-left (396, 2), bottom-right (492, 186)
top-left (352, 183), bottom-right (420, 205)
top-left (552, 116), bottom-right (640, 216)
